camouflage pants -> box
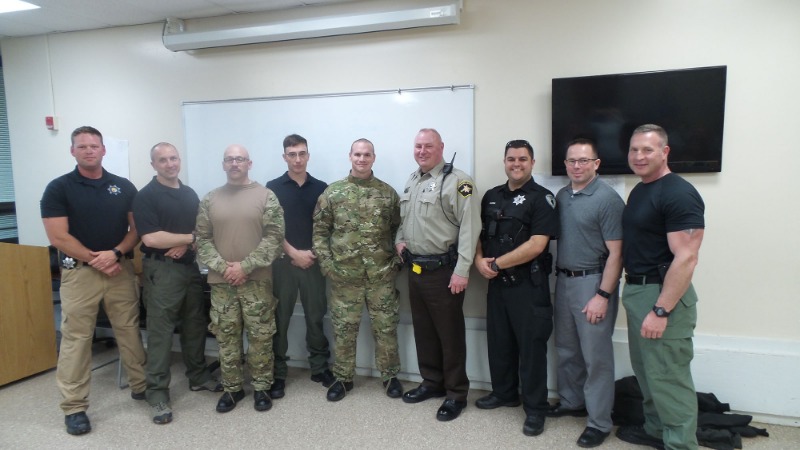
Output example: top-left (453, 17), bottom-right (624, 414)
top-left (329, 277), bottom-right (400, 382)
top-left (209, 279), bottom-right (276, 392)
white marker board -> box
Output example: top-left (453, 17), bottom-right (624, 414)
top-left (183, 86), bottom-right (474, 199)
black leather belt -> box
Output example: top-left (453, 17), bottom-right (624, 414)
top-left (625, 274), bottom-right (661, 285)
top-left (146, 253), bottom-right (195, 266)
top-left (61, 254), bottom-right (129, 270)
top-left (556, 267), bottom-right (603, 277)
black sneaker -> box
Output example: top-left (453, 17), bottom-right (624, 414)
top-left (311, 369), bottom-right (336, 388)
top-left (65, 411), bottom-right (91, 435)
top-left (615, 426), bottom-right (665, 450)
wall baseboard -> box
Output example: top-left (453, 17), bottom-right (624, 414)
top-left (280, 306), bottom-right (800, 426)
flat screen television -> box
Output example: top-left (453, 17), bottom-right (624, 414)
top-left (551, 66), bottom-right (727, 176)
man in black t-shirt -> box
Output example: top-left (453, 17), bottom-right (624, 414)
top-left (133, 142), bottom-right (222, 425)
top-left (41, 126), bottom-right (146, 436)
top-left (616, 124), bottom-right (705, 450)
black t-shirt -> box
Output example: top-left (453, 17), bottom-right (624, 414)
top-left (480, 177), bottom-right (559, 259)
top-left (266, 172), bottom-right (327, 250)
top-left (133, 176), bottom-right (200, 261)
top-left (623, 173), bottom-right (705, 275)
top-left (40, 166), bottom-right (137, 255)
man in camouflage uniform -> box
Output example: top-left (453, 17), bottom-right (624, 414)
top-left (312, 138), bottom-right (404, 402)
top-left (196, 144), bottom-right (285, 414)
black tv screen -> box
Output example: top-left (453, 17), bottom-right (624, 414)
top-left (551, 66), bottom-right (727, 176)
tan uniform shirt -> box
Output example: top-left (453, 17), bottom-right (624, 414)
top-left (396, 160), bottom-right (481, 278)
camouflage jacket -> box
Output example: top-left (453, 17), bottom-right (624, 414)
top-left (196, 182), bottom-right (285, 284)
top-left (313, 173), bottom-right (401, 282)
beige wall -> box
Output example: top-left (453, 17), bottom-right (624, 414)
top-left (3, 0), bottom-right (799, 341)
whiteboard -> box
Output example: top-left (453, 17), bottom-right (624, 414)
top-left (183, 86), bottom-right (474, 199)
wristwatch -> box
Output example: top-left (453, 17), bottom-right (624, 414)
top-left (490, 261), bottom-right (500, 272)
top-left (112, 248), bottom-right (123, 261)
top-left (652, 305), bottom-right (671, 317)
top-left (596, 288), bottom-right (612, 299)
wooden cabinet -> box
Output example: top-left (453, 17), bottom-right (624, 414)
top-left (0, 243), bottom-right (57, 385)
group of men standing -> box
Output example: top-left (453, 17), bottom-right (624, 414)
top-left (42, 123), bottom-right (704, 450)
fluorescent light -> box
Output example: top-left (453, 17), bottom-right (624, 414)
top-left (163, 0), bottom-right (461, 52)
top-left (0, 0), bottom-right (40, 14)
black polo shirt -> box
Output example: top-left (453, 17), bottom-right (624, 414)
top-left (133, 176), bottom-right (200, 261)
top-left (266, 171), bottom-right (327, 250)
top-left (480, 177), bottom-right (560, 249)
top-left (40, 166), bottom-right (137, 255)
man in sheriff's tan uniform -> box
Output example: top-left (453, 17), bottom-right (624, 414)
top-left (395, 128), bottom-right (481, 422)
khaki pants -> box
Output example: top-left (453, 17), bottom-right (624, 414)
top-left (57, 259), bottom-right (146, 414)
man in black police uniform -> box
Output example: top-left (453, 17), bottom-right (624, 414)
top-left (266, 134), bottom-right (334, 398)
top-left (41, 126), bottom-right (146, 436)
top-left (473, 139), bottom-right (559, 437)
top-left (133, 142), bottom-right (222, 425)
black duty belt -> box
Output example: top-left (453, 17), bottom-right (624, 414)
top-left (145, 253), bottom-right (195, 266)
top-left (556, 267), bottom-right (603, 277)
top-left (625, 274), bottom-right (661, 285)
top-left (406, 253), bottom-right (452, 271)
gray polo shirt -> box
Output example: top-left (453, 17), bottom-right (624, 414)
top-left (555, 175), bottom-right (624, 270)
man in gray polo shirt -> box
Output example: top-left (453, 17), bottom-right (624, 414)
top-left (550, 138), bottom-right (624, 448)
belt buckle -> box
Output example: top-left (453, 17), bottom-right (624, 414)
top-left (62, 256), bottom-right (77, 269)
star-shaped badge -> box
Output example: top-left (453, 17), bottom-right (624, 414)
top-left (107, 184), bottom-right (122, 195)
top-left (513, 194), bottom-right (526, 205)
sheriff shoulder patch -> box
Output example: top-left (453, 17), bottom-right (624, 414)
top-left (458, 181), bottom-right (473, 198)
top-left (545, 194), bottom-right (556, 209)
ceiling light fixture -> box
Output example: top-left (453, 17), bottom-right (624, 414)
top-left (0, 0), bottom-right (40, 14)
top-left (163, 0), bottom-right (461, 52)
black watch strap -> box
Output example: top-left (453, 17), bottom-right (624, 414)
top-left (490, 261), bottom-right (500, 272)
top-left (596, 288), bottom-right (612, 299)
top-left (112, 248), bottom-right (123, 261)
top-left (652, 305), bottom-right (671, 317)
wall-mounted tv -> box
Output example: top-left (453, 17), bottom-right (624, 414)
top-left (551, 66), bottom-right (727, 176)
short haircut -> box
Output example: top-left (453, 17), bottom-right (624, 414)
top-left (149, 142), bottom-right (177, 161)
top-left (283, 134), bottom-right (308, 151)
top-left (504, 139), bottom-right (534, 158)
top-left (566, 137), bottom-right (598, 159)
top-left (632, 124), bottom-right (669, 147)
top-left (351, 138), bottom-right (374, 153)
top-left (71, 126), bottom-right (103, 145)
top-left (417, 128), bottom-right (442, 142)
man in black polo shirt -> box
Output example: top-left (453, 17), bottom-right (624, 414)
top-left (132, 142), bottom-right (222, 425)
top-left (41, 126), bottom-right (146, 436)
top-left (266, 134), bottom-right (333, 398)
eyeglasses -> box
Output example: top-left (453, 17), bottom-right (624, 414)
top-left (565, 158), bottom-right (598, 167)
top-left (223, 156), bottom-right (249, 164)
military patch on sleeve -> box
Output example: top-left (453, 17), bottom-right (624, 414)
top-left (457, 181), bottom-right (474, 198)
top-left (546, 194), bottom-right (556, 209)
